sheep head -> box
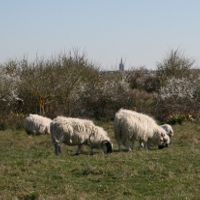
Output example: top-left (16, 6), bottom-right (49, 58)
top-left (102, 140), bottom-right (113, 154)
top-left (158, 132), bottom-right (170, 149)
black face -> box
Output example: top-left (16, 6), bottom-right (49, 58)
top-left (104, 141), bottom-right (113, 154)
top-left (158, 143), bottom-right (168, 149)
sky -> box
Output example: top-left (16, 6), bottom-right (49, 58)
top-left (0, 0), bottom-right (200, 70)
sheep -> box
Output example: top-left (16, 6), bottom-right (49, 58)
top-left (24, 114), bottom-right (52, 135)
top-left (114, 109), bottom-right (169, 151)
top-left (160, 124), bottom-right (174, 137)
top-left (50, 116), bottom-right (113, 155)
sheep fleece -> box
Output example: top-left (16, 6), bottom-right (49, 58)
top-left (50, 116), bottom-right (112, 149)
top-left (24, 114), bottom-right (52, 135)
top-left (114, 109), bottom-right (167, 149)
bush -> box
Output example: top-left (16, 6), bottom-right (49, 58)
top-left (130, 89), bottom-right (156, 115)
top-left (127, 67), bottom-right (159, 92)
top-left (155, 74), bottom-right (200, 120)
top-left (80, 76), bottom-right (133, 120)
top-left (165, 114), bottom-right (186, 125)
top-left (157, 49), bottom-right (194, 88)
top-left (162, 113), bottom-right (194, 125)
top-left (155, 49), bottom-right (200, 120)
top-left (0, 113), bottom-right (25, 130)
top-left (17, 52), bottom-right (99, 117)
top-left (1, 49), bottom-right (200, 127)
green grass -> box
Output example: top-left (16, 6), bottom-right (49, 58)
top-left (0, 122), bottom-right (200, 200)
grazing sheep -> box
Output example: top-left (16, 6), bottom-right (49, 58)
top-left (114, 109), bottom-right (169, 151)
top-left (160, 124), bottom-right (174, 137)
top-left (24, 114), bottom-right (52, 135)
top-left (50, 116), bottom-right (113, 155)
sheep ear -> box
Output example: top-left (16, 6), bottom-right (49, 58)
top-left (102, 141), bottom-right (112, 154)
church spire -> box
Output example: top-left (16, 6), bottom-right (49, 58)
top-left (119, 58), bottom-right (124, 71)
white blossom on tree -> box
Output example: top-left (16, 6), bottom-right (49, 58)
top-left (159, 77), bottom-right (196, 100)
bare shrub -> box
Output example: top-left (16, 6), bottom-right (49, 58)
top-left (131, 89), bottom-right (156, 115)
top-left (127, 67), bottom-right (159, 92)
top-left (18, 52), bottom-right (98, 117)
top-left (157, 49), bottom-right (194, 87)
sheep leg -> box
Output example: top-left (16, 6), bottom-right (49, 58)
top-left (124, 140), bottom-right (132, 152)
top-left (54, 143), bottom-right (61, 155)
top-left (58, 145), bottom-right (61, 154)
top-left (139, 142), bottom-right (144, 149)
top-left (130, 140), bottom-right (135, 150)
top-left (143, 141), bottom-right (147, 150)
top-left (128, 147), bottom-right (132, 152)
top-left (75, 144), bottom-right (83, 155)
top-left (90, 147), bottom-right (94, 155)
top-left (117, 143), bottom-right (121, 152)
top-left (143, 141), bottom-right (150, 151)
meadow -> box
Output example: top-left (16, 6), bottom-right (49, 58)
top-left (0, 122), bottom-right (200, 200)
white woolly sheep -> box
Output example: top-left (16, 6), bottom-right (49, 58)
top-left (24, 114), bottom-right (52, 135)
top-left (160, 124), bottom-right (174, 137)
top-left (114, 109), bottom-right (169, 151)
top-left (50, 116), bottom-right (113, 155)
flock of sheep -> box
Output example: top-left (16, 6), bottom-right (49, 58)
top-left (24, 109), bottom-right (174, 155)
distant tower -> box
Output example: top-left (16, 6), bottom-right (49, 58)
top-left (119, 58), bottom-right (125, 71)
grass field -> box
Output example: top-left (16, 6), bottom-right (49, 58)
top-left (0, 122), bottom-right (200, 200)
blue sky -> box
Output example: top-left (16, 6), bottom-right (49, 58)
top-left (0, 0), bottom-right (200, 70)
